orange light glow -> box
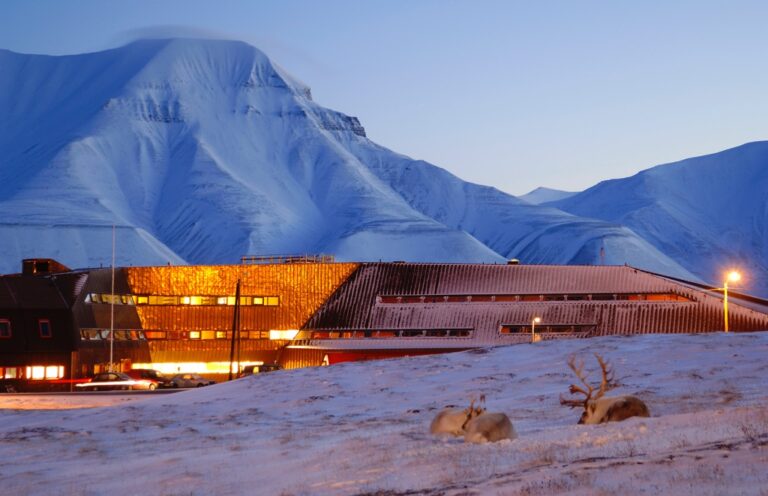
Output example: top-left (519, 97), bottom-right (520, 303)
top-left (269, 329), bottom-right (299, 340)
top-left (131, 361), bottom-right (264, 375)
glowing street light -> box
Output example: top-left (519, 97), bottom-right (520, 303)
top-left (723, 271), bottom-right (741, 333)
top-left (531, 316), bottom-right (542, 343)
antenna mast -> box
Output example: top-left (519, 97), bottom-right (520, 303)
top-left (109, 225), bottom-right (115, 372)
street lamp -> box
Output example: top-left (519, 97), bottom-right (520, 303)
top-left (723, 271), bottom-right (741, 333)
top-left (531, 317), bottom-right (541, 343)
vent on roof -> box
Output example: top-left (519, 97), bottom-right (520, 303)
top-left (22, 258), bottom-right (71, 275)
top-left (507, 259), bottom-right (521, 265)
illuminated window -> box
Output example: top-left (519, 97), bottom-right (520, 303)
top-left (3, 367), bottom-right (18, 379)
top-left (253, 297), bottom-right (264, 305)
top-left (265, 296), bottom-right (279, 306)
top-left (0, 319), bottom-right (11, 338)
top-left (45, 366), bottom-right (63, 379)
top-left (149, 295), bottom-right (179, 305)
top-left (181, 296), bottom-right (191, 304)
top-left (215, 331), bottom-right (227, 339)
top-left (38, 319), bottom-right (52, 339)
top-left (136, 295), bottom-right (149, 305)
top-left (100, 294), bottom-right (122, 305)
top-left (27, 366), bottom-right (45, 380)
top-left (240, 296), bottom-right (250, 305)
top-left (189, 331), bottom-right (201, 339)
top-left (24, 365), bottom-right (64, 380)
top-left (201, 331), bottom-right (215, 340)
top-left (144, 331), bottom-right (167, 340)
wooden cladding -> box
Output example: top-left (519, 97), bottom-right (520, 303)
top-left (379, 292), bottom-right (693, 304)
top-left (124, 263), bottom-right (358, 332)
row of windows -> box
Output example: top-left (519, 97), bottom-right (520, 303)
top-left (0, 319), bottom-right (52, 339)
top-left (0, 365), bottom-right (64, 380)
top-left (85, 293), bottom-right (280, 307)
top-left (378, 293), bottom-right (692, 304)
top-left (79, 329), bottom-right (270, 341)
top-left (499, 324), bottom-right (596, 334)
top-left (307, 329), bottom-right (473, 339)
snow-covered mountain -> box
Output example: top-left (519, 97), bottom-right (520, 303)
top-left (0, 39), bottom-right (701, 280)
top-left (551, 142), bottom-right (768, 297)
top-left (519, 186), bottom-right (577, 205)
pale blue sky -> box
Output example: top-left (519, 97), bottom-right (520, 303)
top-left (2, 0), bottom-right (767, 195)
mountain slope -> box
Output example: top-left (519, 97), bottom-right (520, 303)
top-left (551, 142), bottom-right (768, 296)
top-left (519, 186), bottom-right (577, 205)
top-left (0, 39), bottom-right (695, 279)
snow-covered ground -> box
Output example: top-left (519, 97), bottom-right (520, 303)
top-left (2, 332), bottom-right (767, 495)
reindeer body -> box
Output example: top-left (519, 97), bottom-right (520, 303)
top-left (464, 412), bottom-right (516, 443)
top-left (430, 398), bottom-right (486, 437)
top-left (561, 354), bottom-right (650, 425)
top-left (580, 395), bottom-right (650, 424)
top-left (430, 408), bottom-right (473, 436)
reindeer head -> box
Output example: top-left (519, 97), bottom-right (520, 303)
top-left (560, 354), bottom-right (615, 424)
top-left (461, 394), bottom-right (487, 430)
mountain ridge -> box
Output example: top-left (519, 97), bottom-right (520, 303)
top-left (3, 38), bottom-right (758, 292)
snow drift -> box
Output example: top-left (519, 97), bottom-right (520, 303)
top-left (1, 332), bottom-right (767, 495)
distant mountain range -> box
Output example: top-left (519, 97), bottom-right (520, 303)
top-left (519, 187), bottom-right (577, 205)
top-left (0, 39), bottom-right (764, 295)
top-left (549, 142), bottom-right (768, 297)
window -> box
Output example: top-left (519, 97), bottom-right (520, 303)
top-left (0, 319), bottom-right (10, 338)
top-left (188, 331), bottom-right (201, 339)
top-left (2, 367), bottom-right (18, 379)
top-left (265, 296), bottom-right (279, 306)
top-left (38, 319), bottom-right (52, 339)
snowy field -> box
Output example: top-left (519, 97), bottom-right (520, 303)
top-left (1, 332), bottom-right (767, 495)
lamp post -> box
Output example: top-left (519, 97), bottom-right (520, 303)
top-left (531, 317), bottom-right (541, 343)
top-left (723, 271), bottom-right (741, 333)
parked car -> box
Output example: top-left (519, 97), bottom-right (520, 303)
top-left (170, 373), bottom-right (216, 388)
top-left (237, 363), bottom-right (283, 378)
top-left (76, 372), bottom-right (154, 391)
top-left (126, 368), bottom-right (172, 389)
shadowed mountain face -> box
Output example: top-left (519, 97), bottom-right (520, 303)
top-left (551, 142), bottom-right (768, 297)
top-left (0, 38), bottom-right (704, 283)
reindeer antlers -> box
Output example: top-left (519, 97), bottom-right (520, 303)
top-left (559, 353), bottom-right (616, 408)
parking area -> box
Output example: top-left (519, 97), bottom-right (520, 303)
top-left (0, 390), bottom-right (181, 410)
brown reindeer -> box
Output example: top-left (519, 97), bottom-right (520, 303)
top-left (430, 396), bottom-right (486, 437)
top-left (560, 354), bottom-right (650, 424)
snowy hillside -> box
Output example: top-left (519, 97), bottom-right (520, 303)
top-left (552, 142), bottom-right (768, 297)
top-left (520, 186), bottom-right (578, 205)
top-left (2, 332), bottom-right (767, 495)
top-left (0, 39), bottom-right (696, 280)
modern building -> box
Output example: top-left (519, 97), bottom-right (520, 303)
top-left (2, 258), bottom-right (767, 391)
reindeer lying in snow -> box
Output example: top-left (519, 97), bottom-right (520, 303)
top-left (430, 397), bottom-right (486, 437)
top-left (430, 395), bottom-right (516, 443)
top-left (464, 410), bottom-right (516, 443)
top-left (560, 354), bottom-right (650, 424)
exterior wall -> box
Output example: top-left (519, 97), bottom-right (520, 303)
top-left (293, 263), bottom-right (768, 363)
top-left (3, 261), bottom-right (768, 385)
top-left (69, 263), bottom-right (358, 376)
